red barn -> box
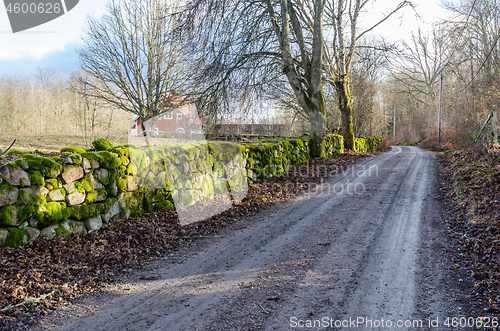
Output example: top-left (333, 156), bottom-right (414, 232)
top-left (131, 101), bottom-right (204, 137)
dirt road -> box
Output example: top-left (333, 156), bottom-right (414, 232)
top-left (34, 146), bottom-right (469, 330)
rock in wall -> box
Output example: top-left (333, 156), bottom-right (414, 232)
top-left (0, 134), bottom-right (382, 247)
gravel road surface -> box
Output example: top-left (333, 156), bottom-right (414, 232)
top-left (35, 146), bottom-right (469, 330)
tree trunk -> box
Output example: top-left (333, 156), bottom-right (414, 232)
top-left (140, 118), bottom-right (148, 137)
top-left (149, 116), bottom-right (158, 137)
top-left (337, 78), bottom-right (355, 151)
top-left (309, 111), bottom-right (325, 157)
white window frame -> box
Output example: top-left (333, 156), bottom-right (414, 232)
top-left (164, 113), bottom-right (173, 119)
top-left (177, 113), bottom-right (183, 120)
top-left (176, 127), bottom-right (185, 134)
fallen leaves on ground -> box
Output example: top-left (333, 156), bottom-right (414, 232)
top-left (438, 147), bottom-right (500, 314)
top-left (0, 151), bottom-right (371, 330)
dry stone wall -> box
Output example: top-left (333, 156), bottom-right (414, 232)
top-left (0, 134), bottom-right (382, 247)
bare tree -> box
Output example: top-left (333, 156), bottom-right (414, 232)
top-left (349, 40), bottom-right (388, 136)
top-left (322, 0), bottom-right (413, 149)
top-left (182, 0), bottom-right (411, 153)
top-left (0, 70), bottom-right (129, 150)
top-left (182, 0), bottom-right (327, 156)
top-left (390, 27), bottom-right (450, 105)
top-left (386, 0), bottom-right (500, 144)
top-left (77, 0), bottom-right (191, 137)
top-left (70, 72), bottom-right (107, 145)
top-left (445, 0), bottom-right (500, 115)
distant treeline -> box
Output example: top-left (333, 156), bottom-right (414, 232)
top-left (0, 69), bottom-right (128, 147)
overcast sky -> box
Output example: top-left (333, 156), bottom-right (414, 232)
top-left (0, 0), bottom-right (451, 77)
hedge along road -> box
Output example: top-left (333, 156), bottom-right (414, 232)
top-left (34, 146), bottom-right (469, 331)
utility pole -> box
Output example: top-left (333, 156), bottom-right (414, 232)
top-left (438, 73), bottom-right (443, 143)
top-left (493, 111), bottom-right (499, 145)
top-left (393, 105), bottom-right (396, 141)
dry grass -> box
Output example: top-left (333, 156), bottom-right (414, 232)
top-left (0, 135), bottom-right (129, 153)
top-left (420, 127), bottom-right (472, 150)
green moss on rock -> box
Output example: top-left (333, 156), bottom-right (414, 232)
top-left (354, 137), bottom-right (369, 153)
top-left (45, 178), bottom-right (60, 191)
top-left (68, 203), bottom-right (102, 221)
top-left (95, 151), bottom-right (121, 169)
top-left (117, 165), bottom-right (127, 177)
top-left (201, 176), bottom-right (215, 197)
top-left (0, 203), bottom-right (31, 226)
top-left (18, 203), bottom-right (35, 223)
top-left (0, 205), bottom-right (15, 226)
top-left (179, 145), bottom-right (198, 161)
top-left (4, 161), bottom-right (17, 173)
top-left (67, 154), bottom-right (83, 165)
top-left (94, 168), bottom-right (110, 186)
top-left (151, 200), bottom-right (174, 212)
top-left (92, 139), bottom-right (114, 151)
top-left (36, 202), bottom-right (70, 227)
top-left (28, 171), bottom-right (45, 186)
top-left (1, 161), bottom-right (30, 186)
top-left (180, 190), bottom-right (195, 206)
top-left (24, 154), bottom-right (63, 178)
top-left (0, 228), bottom-right (28, 248)
top-left (85, 191), bottom-right (96, 204)
top-left (6, 149), bottom-right (26, 156)
top-left (40, 220), bottom-right (86, 240)
top-left (54, 223), bottom-right (68, 237)
top-left (61, 147), bottom-right (86, 154)
top-left (363, 135), bottom-right (383, 151)
top-left (72, 181), bottom-right (85, 193)
top-left (112, 146), bottom-right (131, 165)
top-left (14, 158), bottom-right (29, 170)
top-left (80, 152), bottom-right (104, 167)
top-left (79, 174), bottom-right (95, 193)
top-left (95, 189), bottom-right (107, 202)
top-left (18, 186), bottom-right (47, 205)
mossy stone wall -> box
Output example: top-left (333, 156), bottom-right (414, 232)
top-left (354, 136), bottom-right (383, 153)
top-left (240, 135), bottom-right (346, 181)
top-left (0, 135), bottom-right (382, 247)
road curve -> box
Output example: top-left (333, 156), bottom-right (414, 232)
top-left (35, 146), bottom-right (468, 331)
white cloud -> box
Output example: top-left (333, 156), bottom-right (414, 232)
top-left (0, 0), bottom-right (108, 59)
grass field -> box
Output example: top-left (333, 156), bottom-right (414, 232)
top-left (0, 135), bottom-right (129, 153)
